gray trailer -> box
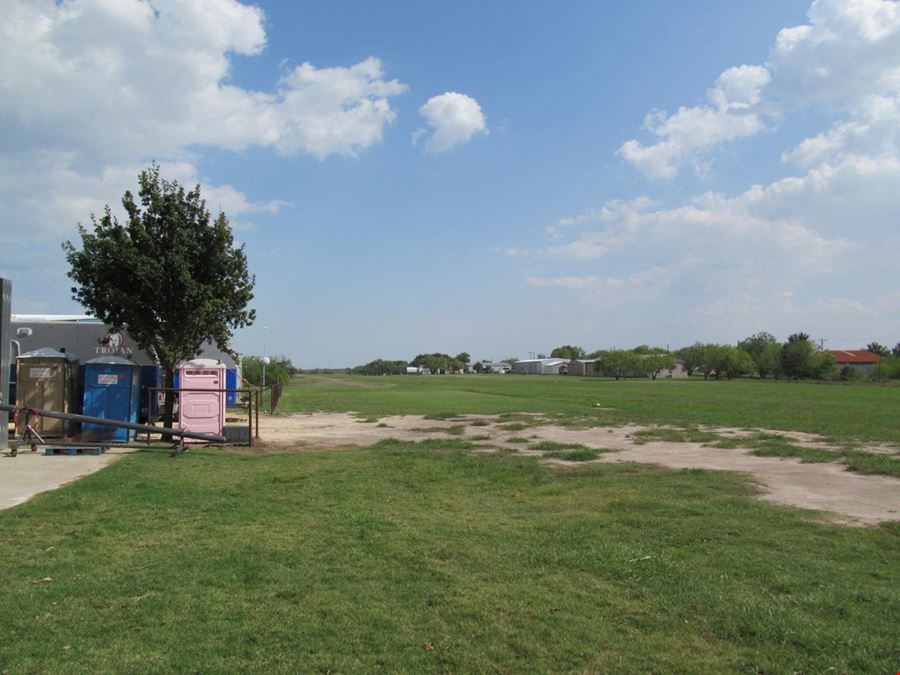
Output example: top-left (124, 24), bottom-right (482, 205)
top-left (10, 316), bottom-right (237, 368)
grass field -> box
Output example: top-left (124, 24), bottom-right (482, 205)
top-left (1, 444), bottom-right (898, 673)
top-left (279, 374), bottom-right (900, 443)
top-left (2, 374), bottom-right (899, 672)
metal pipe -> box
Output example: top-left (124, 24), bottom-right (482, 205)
top-left (0, 403), bottom-right (226, 443)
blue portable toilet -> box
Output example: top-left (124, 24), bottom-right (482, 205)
top-left (82, 356), bottom-right (141, 442)
top-left (226, 367), bottom-right (238, 407)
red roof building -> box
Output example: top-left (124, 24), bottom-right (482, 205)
top-left (826, 350), bottom-right (883, 375)
top-left (825, 350), bottom-right (883, 364)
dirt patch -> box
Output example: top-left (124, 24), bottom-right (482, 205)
top-left (244, 412), bottom-right (900, 526)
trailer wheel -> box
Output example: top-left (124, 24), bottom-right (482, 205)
top-left (10, 447), bottom-right (17, 458)
top-left (31, 444), bottom-right (37, 453)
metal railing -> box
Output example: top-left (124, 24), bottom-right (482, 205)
top-left (0, 402), bottom-right (227, 447)
top-left (146, 386), bottom-right (260, 445)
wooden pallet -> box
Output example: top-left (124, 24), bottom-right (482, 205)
top-left (44, 446), bottom-right (107, 456)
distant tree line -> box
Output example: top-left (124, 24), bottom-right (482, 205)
top-left (346, 336), bottom-right (900, 380)
top-left (543, 333), bottom-right (900, 381)
top-left (351, 352), bottom-right (472, 375)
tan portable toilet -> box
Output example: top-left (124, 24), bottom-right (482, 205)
top-left (16, 348), bottom-right (79, 437)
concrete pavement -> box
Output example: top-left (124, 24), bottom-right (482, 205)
top-left (0, 447), bottom-right (135, 511)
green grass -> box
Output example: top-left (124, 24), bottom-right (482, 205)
top-left (842, 451), bottom-right (900, 477)
top-left (1, 446), bottom-right (897, 672)
top-left (411, 425), bottom-right (466, 436)
top-left (636, 429), bottom-right (900, 477)
top-left (529, 441), bottom-right (611, 462)
top-left (277, 374), bottom-right (900, 443)
top-left (632, 427), bottom-right (722, 444)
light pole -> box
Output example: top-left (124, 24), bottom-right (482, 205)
top-left (261, 325), bottom-right (269, 411)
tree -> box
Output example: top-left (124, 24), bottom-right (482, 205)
top-left (892, 342), bottom-right (900, 357)
top-left (779, 333), bottom-right (835, 379)
top-left (63, 164), bottom-right (255, 427)
top-left (594, 350), bottom-right (641, 380)
top-left (738, 331), bottom-right (781, 378)
top-left (410, 352), bottom-right (464, 373)
top-left (711, 345), bottom-right (755, 379)
top-left (866, 342), bottom-right (890, 357)
top-left (352, 359), bottom-right (408, 375)
top-left (780, 333), bottom-right (816, 379)
top-left (675, 343), bottom-right (707, 377)
top-left (455, 352), bottom-right (471, 371)
top-left (550, 345), bottom-right (586, 360)
top-left (242, 356), bottom-right (295, 386)
top-left (642, 352), bottom-right (677, 380)
top-left (696, 344), bottom-right (718, 380)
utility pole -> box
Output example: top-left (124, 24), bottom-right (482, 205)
top-left (817, 337), bottom-right (827, 350)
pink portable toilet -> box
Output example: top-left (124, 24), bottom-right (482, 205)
top-left (178, 358), bottom-right (226, 443)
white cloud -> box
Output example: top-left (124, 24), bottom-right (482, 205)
top-left (0, 0), bottom-right (410, 304)
top-left (619, 0), bottom-right (900, 179)
top-left (709, 65), bottom-right (772, 109)
top-left (768, 0), bottom-right (900, 107)
top-left (528, 275), bottom-right (626, 293)
top-left (416, 92), bottom-right (488, 153)
top-left (617, 105), bottom-right (765, 179)
top-left (781, 94), bottom-right (900, 168)
top-left (519, 144), bottom-right (899, 341)
top-left (0, 154), bottom-right (285, 245)
top-left (0, 1), bottom-right (408, 162)
top-left (273, 58), bottom-right (408, 158)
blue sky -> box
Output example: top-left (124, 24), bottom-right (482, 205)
top-left (2, 0), bottom-right (898, 367)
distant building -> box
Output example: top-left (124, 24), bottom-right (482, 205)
top-left (480, 361), bottom-right (512, 374)
top-left (566, 360), bottom-right (597, 376)
top-left (826, 350), bottom-right (883, 376)
top-left (406, 366), bottom-right (431, 375)
top-left (512, 358), bottom-right (568, 375)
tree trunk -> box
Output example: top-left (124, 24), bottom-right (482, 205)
top-left (162, 364), bottom-right (176, 429)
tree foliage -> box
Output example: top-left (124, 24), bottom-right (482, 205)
top-left (738, 331), bottom-right (781, 378)
top-left (592, 348), bottom-right (675, 380)
top-left (242, 356), bottom-right (295, 386)
top-left (410, 353), bottom-right (464, 373)
top-left (866, 342), bottom-right (890, 357)
top-left (780, 333), bottom-right (835, 379)
top-left (675, 343), bottom-right (707, 377)
top-left (709, 345), bottom-right (755, 380)
top-left (63, 164), bottom-right (255, 426)
top-left (593, 351), bottom-right (641, 379)
top-left (642, 352), bottom-right (677, 379)
top-left (352, 359), bottom-right (408, 376)
top-left (550, 345), bottom-right (586, 360)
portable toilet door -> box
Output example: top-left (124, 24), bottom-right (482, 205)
top-left (139, 365), bottom-right (161, 423)
top-left (82, 357), bottom-right (141, 442)
top-left (16, 348), bottom-right (79, 437)
top-left (225, 367), bottom-right (238, 407)
top-left (178, 359), bottom-right (226, 443)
